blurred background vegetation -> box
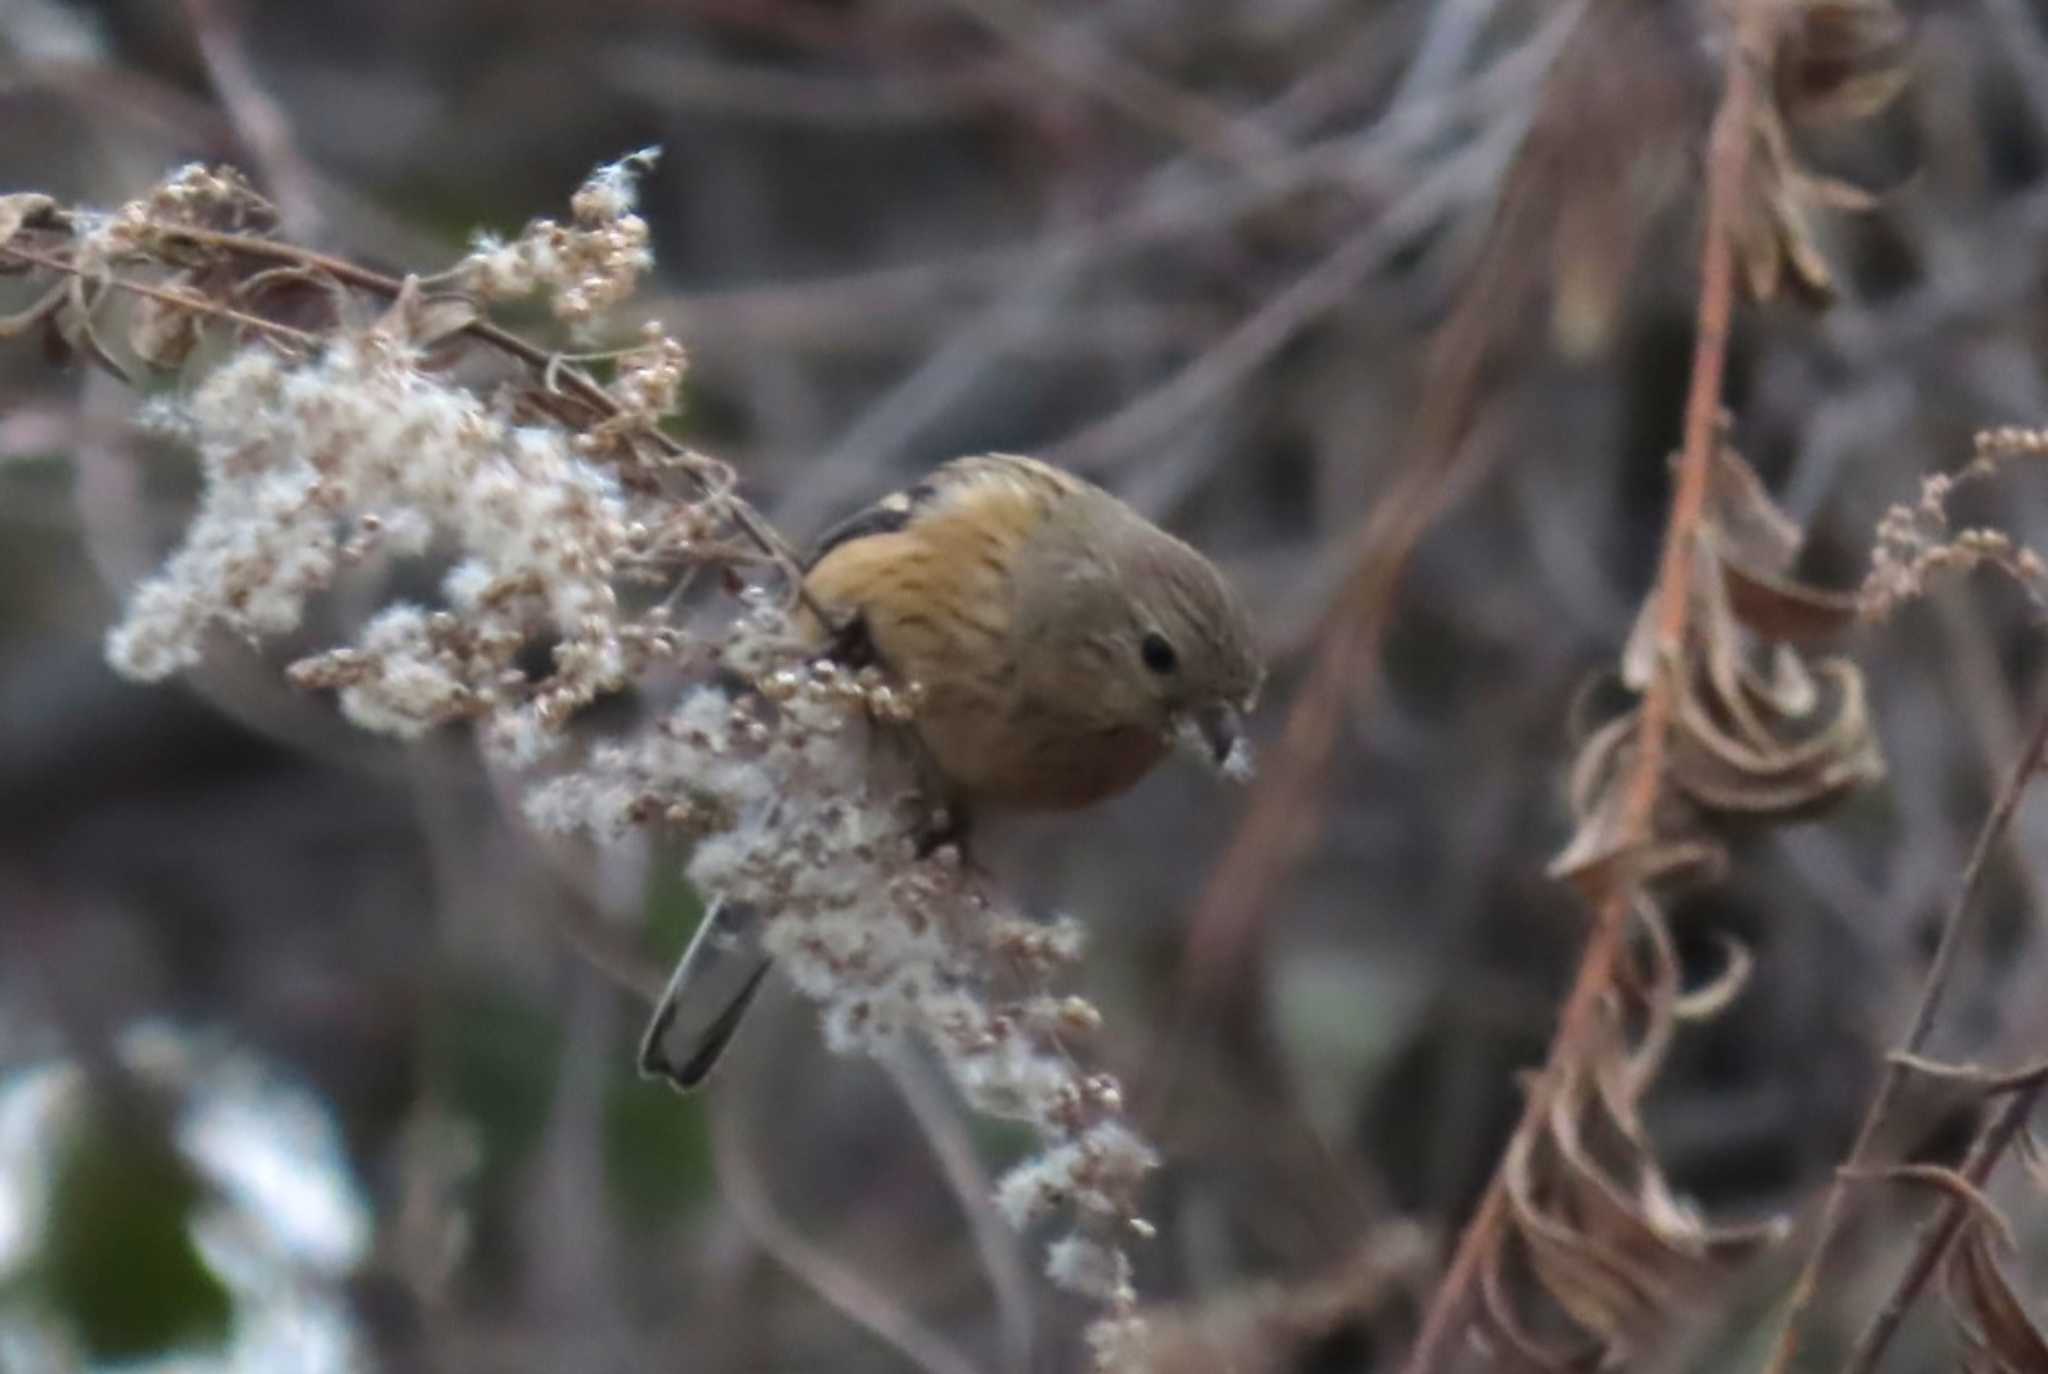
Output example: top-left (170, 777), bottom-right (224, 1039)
top-left (4, 0), bottom-right (2048, 1369)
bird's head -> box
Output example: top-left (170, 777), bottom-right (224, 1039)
top-left (1015, 493), bottom-right (1263, 783)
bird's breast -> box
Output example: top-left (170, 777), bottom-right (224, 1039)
top-left (916, 702), bottom-right (1166, 811)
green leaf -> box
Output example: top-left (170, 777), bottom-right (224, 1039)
top-left (37, 1102), bottom-right (232, 1361)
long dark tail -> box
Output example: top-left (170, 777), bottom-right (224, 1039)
top-left (637, 898), bottom-right (773, 1092)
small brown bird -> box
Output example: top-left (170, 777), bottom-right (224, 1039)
top-left (640, 453), bottom-right (1263, 1088)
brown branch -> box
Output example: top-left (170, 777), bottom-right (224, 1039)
top-left (0, 241), bottom-right (318, 348)
top-left (1841, 1076), bottom-right (2048, 1374)
top-left (180, 0), bottom-right (323, 240)
top-left (2, 217), bottom-right (819, 616)
top-left (1396, 12), bottom-right (1760, 1371)
top-left (1888, 1050), bottom-right (2048, 1097)
top-left (883, 1049), bottom-right (1036, 1373)
top-left (931, 0), bottom-right (1280, 169)
top-left (1051, 119), bottom-right (1523, 476)
top-left (711, 1099), bottom-right (988, 1374)
top-left (1763, 698), bottom-right (2048, 1374)
top-left (1167, 0), bottom-right (1590, 1007)
top-left (1169, 119), bottom-right (1537, 1010)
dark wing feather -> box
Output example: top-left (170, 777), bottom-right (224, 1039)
top-left (805, 453), bottom-right (1078, 570)
top-left (806, 483), bottom-right (932, 570)
top-left (638, 899), bottom-right (773, 1092)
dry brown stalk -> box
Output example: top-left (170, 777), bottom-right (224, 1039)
top-left (1764, 700), bottom-right (2048, 1374)
top-left (1173, 56), bottom-right (1546, 1004)
top-left (0, 211), bottom-right (814, 606)
top-left (711, 1099), bottom-right (988, 1374)
top-left (1174, 0), bottom-right (1718, 1005)
top-left (1397, 6), bottom-right (1764, 1367)
top-left (1845, 1077), bottom-right (2048, 1374)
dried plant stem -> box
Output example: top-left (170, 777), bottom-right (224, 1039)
top-left (1, 219), bottom-right (810, 598)
top-left (1397, 20), bottom-right (1758, 1372)
top-left (0, 242), bottom-right (318, 347)
top-left (1171, 0), bottom-right (1579, 1000)
top-left (883, 1048), bottom-right (1036, 1374)
top-left (181, 0), bottom-right (323, 239)
top-left (711, 1101), bottom-right (988, 1374)
top-left (1763, 699), bottom-right (2048, 1374)
top-left (1841, 1075), bottom-right (2048, 1374)
top-left (1173, 128), bottom-right (1513, 1005)
top-left (932, 0), bottom-right (1279, 169)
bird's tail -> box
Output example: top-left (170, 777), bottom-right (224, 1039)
top-left (637, 897), bottom-right (773, 1092)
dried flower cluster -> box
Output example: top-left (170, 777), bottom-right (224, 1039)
top-left (1864, 426), bottom-right (2048, 618)
top-left (528, 598), bottom-right (1159, 1314)
top-left (1, 155), bottom-right (1161, 1356)
top-left (108, 323), bottom-right (681, 763)
top-left (457, 147), bottom-right (658, 328)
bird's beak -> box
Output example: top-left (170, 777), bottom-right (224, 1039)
top-left (1174, 701), bottom-right (1255, 783)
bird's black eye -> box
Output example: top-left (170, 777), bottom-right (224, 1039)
top-left (1141, 632), bottom-right (1178, 675)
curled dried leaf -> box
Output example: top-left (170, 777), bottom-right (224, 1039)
top-left (1485, 903), bottom-right (1783, 1362)
top-left (1735, 0), bottom-right (1906, 304)
top-left (1480, 1243), bottom-right (1599, 1373)
top-left (48, 274), bottom-right (133, 384)
top-left (1671, 934), bottom-right (1752, 1022)
top-left (0, 191), bottom-right (57, 249)
top-left (1555, 445), bottom-right (1882, 897)
top-left (1945, 1208), bottom-right (2048, 1374)
top-left (1705, 436), bottom-right (1803, 572)
top-left (1719, 557), bottom-right (1862, 643)
top-left (1865, 1163), bottom-right (2011, 1237)
top-left (1735, 146), bottom-right (1842, 306)
top-left (1668, 657), bottom-right (1884, 815)
top-left (1775, 0), bottom-right (1911, 128)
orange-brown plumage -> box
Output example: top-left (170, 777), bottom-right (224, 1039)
top-left (640, 453), bottom-right (1261, 1091)
top-left (801, 453), bottom-right (1261, 812)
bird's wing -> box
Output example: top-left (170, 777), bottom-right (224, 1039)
top-left (805, 453), bottom-right (1081, 570)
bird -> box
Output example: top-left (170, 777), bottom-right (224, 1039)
top-left (639, 453), bottom-right (1263, 1090)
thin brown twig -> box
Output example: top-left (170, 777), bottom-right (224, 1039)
top-left (603, 44), bottom-right (1021, 128)
top-left (932, 0), bottom-right (1279, 169)
top-left (180, 0), bottom-right (323, 240)
top-left (772, 9), bottom-right (1572, 538)
top-left (1396, 8), bottom-right (1760, 1368)
top-left (0, 241), bottom-right (318, 348)
top-left (1843, 1077), bottom-right (2048, 1374)
top-left (2, 218), bottom-right (821, 617)
top-left (883, 1048), bottom-right (1036, 1374)
top-left (651, 26), bottom-right (1557, 343)
top-left (1167, 0), bottom-right (1594, 1007)
top-left (1051, 117), bottom-right (1525, 475)
top-left (711, 1099), bottom-right (988, 1374)
top-left (1764, 698), bottom-right (2048, 1374)
top-left (1888, 1050), bottom-right (2048, 1096)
